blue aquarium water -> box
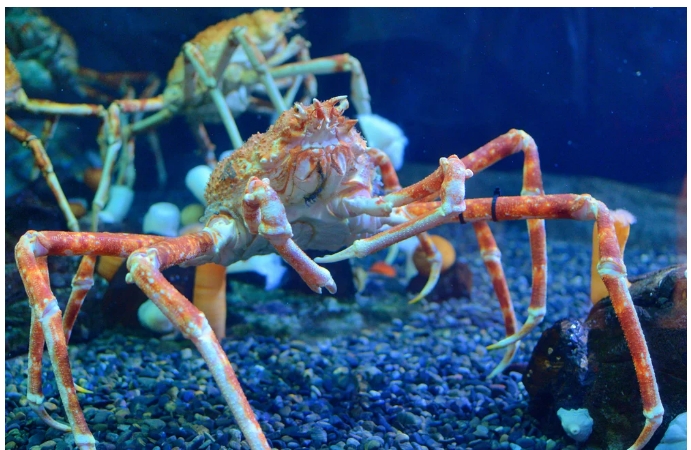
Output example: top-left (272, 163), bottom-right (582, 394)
top-left (5, 7), bottom-right (687, 450)
top-left (7, 7), bottom-right (686, 194)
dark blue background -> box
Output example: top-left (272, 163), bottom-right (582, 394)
top-left (36, 8), bottom-right (688, 194)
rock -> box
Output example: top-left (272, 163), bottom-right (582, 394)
top-left (525, 265), bottom-right (687, 448)
top-left (523, 318), bottom-right (589, 438)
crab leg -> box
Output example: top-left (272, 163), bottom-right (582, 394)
top-left (182, 41), bottom-right (244, 150)
top-left (126, 226), bottom-right (272, 450)
top-left (61, 256), bottom-right (97, 343)
top-left (233, 27), bottom-right (288, 113)
top-left (461, 129), bottom-right (547, 347)
top-left (15, 231), bottom-right (165, 449)
top-left (6, 115), bottom-right (80, 232)
top-left (243, 177), bottom-right (337, 293)
top-left (367, 147), bottom-right (402, 193)
top-left (20, 97), bottom-right (104, 117)
top-left (91, 104), bottom-right (123, 231)
top-left (269, 54), bottom-right (372, 115)
top-left (333, 130), bottom-right (547, 344)
top-left (320, 193), bottom-right (663, 450)
top-left (472, 221), bottom-right (519, 378)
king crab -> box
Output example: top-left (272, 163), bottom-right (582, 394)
top-left (16, 96), bottom-right (662, 449)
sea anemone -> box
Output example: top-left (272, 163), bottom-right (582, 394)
top-left (185, 165), bottom-right (213, 205)
top-left (143, 202), bottom-right (181, 237)
top-left (98, 185), bottom-right (134, 224)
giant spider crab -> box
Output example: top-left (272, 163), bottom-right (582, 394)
top-left (16, 96), bottom-right (662, 450)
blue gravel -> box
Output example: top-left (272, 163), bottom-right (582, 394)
top-left (5, 220), bottom-right (682, 450)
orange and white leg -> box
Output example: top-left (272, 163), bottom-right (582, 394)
top-left (322, 193), bottom-right (662, 450)
top-left (459, 129), bottom-right (549, 347)
top-left (466, 194), bottom-right (662, 450)
top-left (125, 227), bottom-right (272, 450)
top-left (242, 177), bottom-right (337, 293)
top-left (375, 130), bottom-right (548, 345)
top-left (472, 221), bottom-right (519, 378)
top-left (367, 147), bottom-right (402, 193)
top-left (318, 155), bottom-right (474, 257)
top-left (243, 177), bottom-right (336, 293)
top-left (6, 115), bottom-right (80, 232)
top-left (15, 231), bottom-right (165, 449)
top-left (407, 231), bottom-right (443, 303)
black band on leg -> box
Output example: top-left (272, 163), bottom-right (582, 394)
top-left (491, 187), bottom-right (501, 222)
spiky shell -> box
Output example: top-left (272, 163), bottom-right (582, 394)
top-left (204, 96), bottom-right (367, 221)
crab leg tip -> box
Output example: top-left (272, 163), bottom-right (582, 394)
top-left (486, 333), bottom-right (522, 350)
top-left (314, 248), bottom-right (355, 264)
top-left (31, 404), bottom-right (72, 432)
top-left (75, 383), bottom-right (93, 394)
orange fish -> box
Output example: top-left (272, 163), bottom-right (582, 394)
top-left (368, 261), bottom-right (397, 278)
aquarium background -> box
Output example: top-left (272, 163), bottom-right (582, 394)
top-left (5, 8), bottom-right (688, 450)
top-left (17, 7), bottom-right (688, 195)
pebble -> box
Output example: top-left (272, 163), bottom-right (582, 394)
top-left (7, 225), bottom-right (673, 449)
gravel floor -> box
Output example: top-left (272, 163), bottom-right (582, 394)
top-left (5, 219), bottom-right (684, 450)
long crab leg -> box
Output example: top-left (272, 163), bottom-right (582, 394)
top-left (20, 97), bottom-right (104, 117)
top-left (472, 221), bottom-right (519, 378)
top-left (320, 193), bottom-right (663, 450)
top-left (16, 229), bottom-right (272, 450)
top-left (125, 224), bottom-right (272, 450)
top-left (462, 130), bottom-right (547, 348)
top-left (15, 231), bottom-right (165, 449)
top-left (90, 105), bottom-right (123, 231)
top-left (182, 42), bottom-right (244, 150)
top-left (269, 54), bottom-right (372, 115)
top-left (6, 115), bottom-right (80, 232)
top-left (233, 27), bottom-right (288, 113)
top-left (332, 130), bottom-right (547, 345)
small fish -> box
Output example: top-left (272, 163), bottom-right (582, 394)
top-left (368, 260), bottom-right (397, 278)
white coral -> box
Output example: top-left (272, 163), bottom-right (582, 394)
top-left (226, 253), bottom-right (287, 291)
top-left (656, 412), bottom-right (687, 450)
top-left (143, 202), bottom-right (180, 237)
top-left (99, 185), bottom-right (134, 224)
top-left (138, 299), bottom-right (174, 334)
top-left (185, 165), bottom-right (213, 205)
top-left (357, 113), bottom-right (408, 171)
top-left (557, 407), bottom-right (594, 443)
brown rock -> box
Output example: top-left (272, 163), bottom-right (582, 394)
top-left (524, 264), bottom-right (687, 449)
